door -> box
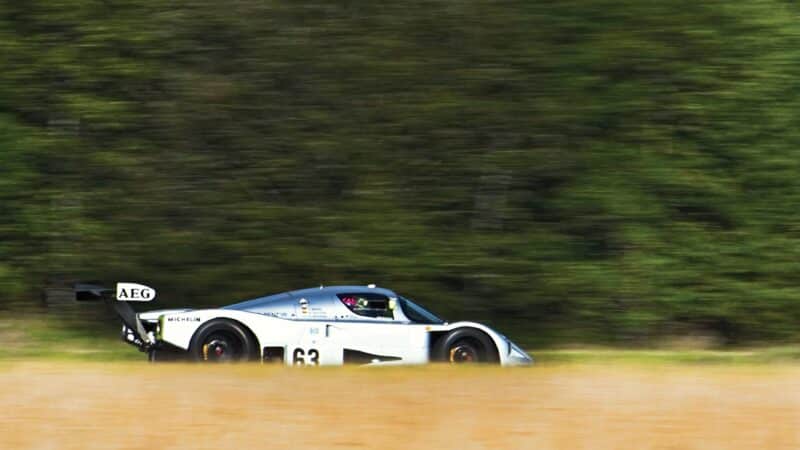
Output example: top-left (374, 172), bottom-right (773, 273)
top-left (332, 292), bottom-right (424, 363)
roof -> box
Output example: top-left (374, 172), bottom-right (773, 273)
top-left (284, 285), bottom-right (397, 298)
top-left (223, 285), bottom-right (397, 310)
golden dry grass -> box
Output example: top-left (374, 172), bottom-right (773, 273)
top-left (0, 362), bottom-right (799, 450)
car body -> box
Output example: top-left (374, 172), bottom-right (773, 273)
top-left (115, 284), bottom-right (533, 366)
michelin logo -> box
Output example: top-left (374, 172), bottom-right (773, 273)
top-left (167, 317), bottom-right (201, 322)
top-left (116, 282), bottom-right (156, 302)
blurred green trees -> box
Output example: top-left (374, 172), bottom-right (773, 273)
top-left (2, 0), bottom-right (800, 346)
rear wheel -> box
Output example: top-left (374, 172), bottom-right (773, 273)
top-left (433, 328), bottom-right (499, 364)
top-left (189, 319), bottom-right (258, 362)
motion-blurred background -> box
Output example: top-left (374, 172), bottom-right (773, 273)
top-left (2, 0), bottom-right (800, 348)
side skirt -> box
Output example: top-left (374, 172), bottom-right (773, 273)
top-left (343, 349), bottom-right (402, 364)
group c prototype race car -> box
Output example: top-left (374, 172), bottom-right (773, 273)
top-left (104, 283), bottom-right (533, 366)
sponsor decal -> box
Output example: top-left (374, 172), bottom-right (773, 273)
top-left (116, 282), bottom-right (156, 302)
top-left (292, 348), bottom-right (320, 365)
top-left (167, 316), bottom-right (201, 322)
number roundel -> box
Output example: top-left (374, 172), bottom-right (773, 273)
top-left (292, 348), bottom-right (320, 365)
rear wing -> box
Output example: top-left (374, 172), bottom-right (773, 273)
top-left (73, 282), bottom-right (157, 348)
top-left (45, 282), bottom-right (156, 303)
top-left (74, 283), bottom-right (114, 301)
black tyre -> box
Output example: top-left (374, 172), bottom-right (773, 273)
top-left (189, 319), bottom-right (258, 362)
top-left (432, 328), bottom-right (499, 364)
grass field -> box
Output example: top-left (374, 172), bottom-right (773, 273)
top-left (3, 318), bottom-right (800, 449)
top-left (1, 361), bottom-right (799, 450)
top-left (7, 316), bottom-right (800, 364)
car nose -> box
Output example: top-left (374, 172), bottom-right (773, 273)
top-left (507, 341), bottom-right (533, 365)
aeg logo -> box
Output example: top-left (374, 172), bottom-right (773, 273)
top-left (116, 282), bottom-right (156, 302)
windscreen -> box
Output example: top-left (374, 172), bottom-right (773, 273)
top-left (399, 297), bottom-right (445, 324)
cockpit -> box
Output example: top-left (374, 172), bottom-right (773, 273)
top-left (336, 293), bottom-right (444, 324)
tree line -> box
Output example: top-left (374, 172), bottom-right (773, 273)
top-left (2, 0), bottom-right (800, 346)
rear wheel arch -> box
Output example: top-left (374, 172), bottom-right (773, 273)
top-left (188, 318), bottom-right (260, 362)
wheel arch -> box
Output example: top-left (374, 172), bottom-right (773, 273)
top-left (428, 324), bottom-right (503, 363)
top-left (188, 317), bottom-right (261, 360)
top-left (158, 309), bottom-right (285, 352)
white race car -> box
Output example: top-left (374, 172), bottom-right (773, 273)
top-left (107, 284), bottom-right (533, 366)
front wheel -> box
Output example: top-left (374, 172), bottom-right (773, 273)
top-left (189, 319), bottom-right (258, 362)
top-left (432, 328), bottom-right (499, 364)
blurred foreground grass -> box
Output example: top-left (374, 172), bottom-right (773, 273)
top-left (4, 317), bottom-right (800, 364)
top-left (2, 361), bottom-right (800, 449)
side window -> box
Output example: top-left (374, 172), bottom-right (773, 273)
top-left (337, 293), bottom-right (393, 319)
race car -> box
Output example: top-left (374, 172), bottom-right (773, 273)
top-left (104, 283), bottom-right (532, 366)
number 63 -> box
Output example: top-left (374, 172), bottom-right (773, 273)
top-left (292, 348), bottom-right (319, 365)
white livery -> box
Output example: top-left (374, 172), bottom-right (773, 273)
top-left (114, 285), bottom-right (533, 366)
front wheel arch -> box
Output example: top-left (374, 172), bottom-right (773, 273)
top-left (430, 327), bottom-right (500, 364)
